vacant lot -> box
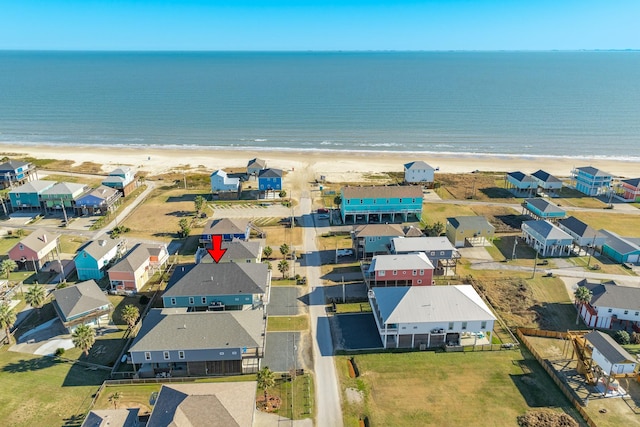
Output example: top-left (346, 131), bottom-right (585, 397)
top-left (0, 349), bottom-right (107, 427)
top-left (338, 350), bottom-right (584, 427)
top-left (436, 173), bottom-right (518, 201)
top-left (121, 188), bottom-right (209, 241)
top-left (568, 211), bottom-right (640, 237)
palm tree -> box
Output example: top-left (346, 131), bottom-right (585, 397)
top-left (1, 259), bottom-right (18, 280)
top-left (72, 324), bottom-right (96, 356)
top-left (263, 246), bottom-right (273, 259)
top-left (24, 284), bottom-right (46, 320)
top-left (120, 304), bottom-right (140, 331)
top-left (108, 392), bottom-right (122, 409)
top-left (0, 302), bottom-right (17, 345)
top-left (257, 366), bottom-right (276, 404)
top-left (574, 286), bottom-right (593, 325)
top-left (277, 259), bottom-right (289, 279)
top-left (279, 243), bottom-right (290, 258)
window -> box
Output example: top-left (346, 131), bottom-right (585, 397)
top-left (430, 251), bottom-right (435, 256)
top-left (201, 297), bottom-right (207, 304)
top-left (379, 270), bottom-right (385, 276)
top-left (19, 244), bottom-right (23, 251)
top-left (232, 351), bottom-right (237, 355)
top-left (163, 351), bottom-right (170, 360)
top-left (235, 297), bottom-right (240, 301)
top-left (373, 199), bottom-right (376, 204)
top-left (448, 322), bottom-right (454, 330)
top-left (636, 312), bottom-right (639, 317)
top-left (219, 351), bottom-right (225, 355)
top-left (412, 198), bottom-right (416, 203)
top-left (413, 326), bottom-right (418, 329)
top-left (419, 269), bottom-right (424, 275)
top-left (608, 308), bottom-right (613, 313)
top-left (417, 280), bottom-right (422, 284)
top-left (440, 251), bottom-right (445, 256)
top-left (399, 198), bottom-right (403, 203)
top-left (178, 351), bottom-right (185, 359)
top-left (347, 200), bottom-right (350, 204)
top-left (393, 270), bottom-right (397, 275)
top-left (402, 326), bottom-right (406, 329)
top-left (462, 322), bottom-right (467, 330)
top-left (481, 321), bottom-right (487, 329)
top-left (189, 297), bottom-right (194, 305)
top-left (144, 352), bottom-right (151, 361)
top-left (360, 199), bottom-right (363, 204)
top-left (412, 270), bottom-right (417, 276)
top-left (170, 298), bottom-right (176, 306)
top-left (624, 310), bottom-right (629, 315)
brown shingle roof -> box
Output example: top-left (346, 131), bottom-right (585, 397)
top-left (343, 185), bottom-right (423, 199)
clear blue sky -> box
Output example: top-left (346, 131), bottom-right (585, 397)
top-left (1, 0), bottom-right (638, 51)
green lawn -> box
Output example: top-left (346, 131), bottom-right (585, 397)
top-left (335, 302), bottom-right (372, 314)
top-left (423, 203), bottom-right (476, 225)
top-left (267, 315), bottom-right (309, 332)
top-left (265, 373), bottom-right (314, 420)
top-left (0, 348), bottom-right (107, 427)
top-left (338, 350), bottom-right (584, 427)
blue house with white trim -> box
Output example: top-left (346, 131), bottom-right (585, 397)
top-left (200, 218), bottom-right (251, 246)
top-left (522, 198), bottom-right (566, 221)
top-left (210, 170), bottom-right (240, 193)
top-left (258, 168), bottom-right (283, 192)
top-left (163, 262), bottom-right (270, 311)
top-left (571, 166), bottom-right (612, 196)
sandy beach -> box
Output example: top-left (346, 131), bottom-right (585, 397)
top-left (1, 143), bottom-right (639, 183)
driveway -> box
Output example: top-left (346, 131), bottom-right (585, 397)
top-left (458, 246), bottom-right (494, 261)
top-left (263, 332), bottom-right (303, 373)
top-left (267, 286), bottom-right (305, 316)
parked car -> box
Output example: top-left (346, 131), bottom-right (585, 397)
top-left (623, 262), bottom-right (634, 270)
top-left (337, 249), bottom-right (353, 257)
top-left (318, 214), bottom-right (330, 220)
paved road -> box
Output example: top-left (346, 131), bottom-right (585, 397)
top-left (425, 198), bottom-right (640, 215)
top-left (298, 193), bottom-right (344, 427)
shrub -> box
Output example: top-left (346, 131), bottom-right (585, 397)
top-left (139, 295), bottom-right (150, 305)
top-left (631, 332), bottom-right (640, 345)
top-left (55, 348), bottom-right (65, 357)
top-left (614, 330), bottom-right (630, 345)
top-left (517, 410), bottom-right (578, 427)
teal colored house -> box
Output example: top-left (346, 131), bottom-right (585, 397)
top-left (163, 262), bottom-right (270, 311)
top-left (8, 180), bottom-right (56, 211)
top-left (522, 198), bottom-right (566, 221)
top-left (75, 239), bottom-right (126, 281)
top-left (340, 185), bottom-right (423, 224)
top-left (41, 182), bottom-right (90, 211)
top-left (599, 229), bottom-right (640, 264)
top-left (571, 166), bottom-right (612, 196)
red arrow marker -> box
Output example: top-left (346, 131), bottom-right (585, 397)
top-left (207, 235), bottom-right (227, 263)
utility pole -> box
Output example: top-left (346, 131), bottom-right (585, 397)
top-left (531, 249), bottom-right (539, 279)
top-left (587, 234), bottom-right (597, 268)
top-left (511, 237), bottom-right (518, 260)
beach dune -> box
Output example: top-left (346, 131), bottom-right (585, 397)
top-left (2, 143), bottom-right (639, 183)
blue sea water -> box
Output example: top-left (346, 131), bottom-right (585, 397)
top-left (0, 51), bottom-right (639, 160)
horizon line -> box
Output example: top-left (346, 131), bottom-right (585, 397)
top-left (1, 48), bottom-right (639, 53)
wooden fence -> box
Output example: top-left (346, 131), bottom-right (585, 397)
top-left (517, 328), bottom-right (598, 427)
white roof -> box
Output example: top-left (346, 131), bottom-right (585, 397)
top-left (392, 236), bottom-right (456, 253)
top-left (373, 285), bottom-right (496, 324)
top-left (369, 252), bottom-right (434, 272)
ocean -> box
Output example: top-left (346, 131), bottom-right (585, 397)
top-left (1, 51), bottom-right (639, 160)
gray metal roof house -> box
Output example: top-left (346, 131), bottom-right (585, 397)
top-left (129, 308), bottom-right (265, 377)
top-left (52, 280), bottom-right (113, 332)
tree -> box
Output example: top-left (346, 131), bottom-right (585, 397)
top-left (614, 330), bottom-right (630, 345)
top-left (424, 221), bottom-right (445, 237)
top-left (15, 229), bottom-right (25, 238)
top-left (0, 302), bottom-right (16, 345)
top-left (257, 366), bottom-right (276, 405)
top-left (25, 284), bottom-right (46, 319)
top-left (72, 324), bottom-right (96, 356)
top-left (279, 243), bottom-right (290, 258)
top-left (263, 246), bottom-right (273, 259)
top-left (108, 392), bottom-right (122, 409)
top-left (574, 286), bottom-right (593, 325)
top-left (121, 304), bottom-right (140, 331)
top-left (279, 190), bottom-right (287, 198)
top-left (262, 260), bottom-right (272, 271)
top-left (334, 195), bottom-right (342, 207)
top-left (278, 260), bottom-right (289, 279)
top-left (178, 218), bottom-right (191, 238)
top-left (194, 195), bottom-right (206, 215)
top-left (1, 259), bottom-right (17, 280)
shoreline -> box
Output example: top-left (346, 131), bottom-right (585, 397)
top-left (2, 143), bottom-right (639, 181)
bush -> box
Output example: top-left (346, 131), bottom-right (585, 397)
top-left (55, 348), bottom-right (65, 357)
top-left (632, 332), bottom-right (640, 345)
top-left (614, 330), bottom-right (630, 345)
top-left (517, 410), bottom-right (578, 427)
top-left (139, 295), bottom-right (150, 305)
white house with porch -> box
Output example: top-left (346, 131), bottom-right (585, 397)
top-left (521, 220), bottom-right (573, 257)
top-left (585, 331), bottom-right (637, 376)
top-left (369, 285), bottom-right (496, 349)
top-left (577, 279), bottom-right (640, 330)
